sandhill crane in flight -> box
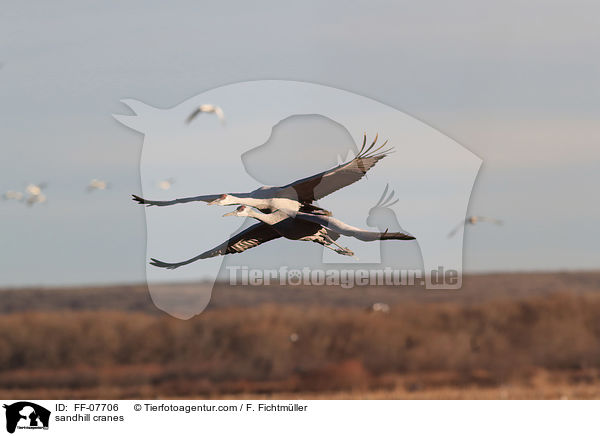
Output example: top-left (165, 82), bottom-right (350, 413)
top-left (186, 104), bottom-right (225, 124)
top-left (149, 205), bottom-right (414, 269)
top-left (133, 134), bottom-right (392, 216)
top-left (447, 216), bottom-right (503, 238)
top-left (25, 183), bottom-right (47, 206)
top-left (87, 179), bottom-right (109, 192)
top-left (150, 206), bottom-right (351, 269)
top-left (157, 178), bottom-right (175, 191)
top-left (3, 191), bottom-right (24, 202)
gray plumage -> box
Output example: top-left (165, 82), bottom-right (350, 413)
top-left (291, 211), bottom-right (415, 241)
top-left (150, 205), bottom-right (416, 269)
top-left (133, 133), bottom-right (391, 215)
top-left (150, 222), bottom-right (281, 269)
top-left (150, 206), bottom-right (349, 269)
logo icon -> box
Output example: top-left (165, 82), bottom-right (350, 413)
top-left (3, 402), bottom-right (50, 434)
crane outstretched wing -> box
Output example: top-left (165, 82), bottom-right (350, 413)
top-left (294, 212), bottom-right (415, 242)
top-left (447, 220), bottom-right (467, 238)
top-left (133, 134), bottom-right (390, 208)
top-left (132, 194), bottom-right (221, 207)
top-left (477, 216), bottom-right (503, 225)
top-left (282, 134), bottom-right (393, 203)
top-left (150, 222), bottom-right (281, 269)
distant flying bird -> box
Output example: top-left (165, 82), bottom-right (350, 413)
top-left (87, 179), bottom-right (109, 192)
top-left (24, 183), bottom-right (47, 206)
top-left (157, 178), bottom-right (175, 191)
top-left (3, 191), bottom-right (24, 201)
top-left (26, 194), bottom-right (46, 206)
top-left (133, 134), bottom-right (392, 216)
top-left (25, 183), bottom-right (45, 197)
top-left (186, 104), bottom-right (225, 124)
top-left (367, 302), bottom-right (390, 313)
top-left (149, 205), bottom-right (415, 269)
top-left (447, 216), bottom-right (503, 238)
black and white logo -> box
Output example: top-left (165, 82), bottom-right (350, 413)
top-left (3, 402), bottom-right (50, 434)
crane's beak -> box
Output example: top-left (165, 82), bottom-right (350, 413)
top-left (222, 211), bottom-right (237, 217)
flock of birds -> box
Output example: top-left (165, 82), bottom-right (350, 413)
top-left (3, 183), bottom-right (48, 206)
top-left (2, 178), bottom-right (178, 206)
top-left (4, 103), bottom-right (502, 268)
top-left (2, 105), bottom-right (228, 208)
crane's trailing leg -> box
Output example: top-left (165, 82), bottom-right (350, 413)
top-left (323, 235), bottom-right (354, 256)
top-left (323, 243), bottom-right (354, 256)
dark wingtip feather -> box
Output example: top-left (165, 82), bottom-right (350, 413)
top-left (383, 233), bottom-right (416, 240)
top-left (132, 194), bottom-right (148, 205)
top-left (185, 109), bottom-right (201, 124)
top-left (363, 133), bottom-right (379, 155)
top-left (149, 258), bottom-right (181, 270)
top-left (363, 139), bottom-right (392, 159)
top-left (359, 133), bottom-right (367, 154)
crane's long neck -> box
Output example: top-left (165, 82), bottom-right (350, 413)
top-left (229, 195), bottom-right (269, 209)
top-left (230, 195), bottom-right (300, 211)
top-left (246, 208), bottom-right (282, 226)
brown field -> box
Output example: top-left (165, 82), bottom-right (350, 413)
top-left (1, 271), bottom-right (600, 399)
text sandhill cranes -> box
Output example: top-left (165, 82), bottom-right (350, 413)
top-left (447, 216), bottom-right (503, 238)
top-left (136, 134), bottom-right (417, 269)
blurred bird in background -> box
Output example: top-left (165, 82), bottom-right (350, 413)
top-left (448, 216), bottom-right (503, 238)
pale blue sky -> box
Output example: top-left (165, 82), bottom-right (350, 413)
top-left (1, 1), bottom-right (599, 287)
